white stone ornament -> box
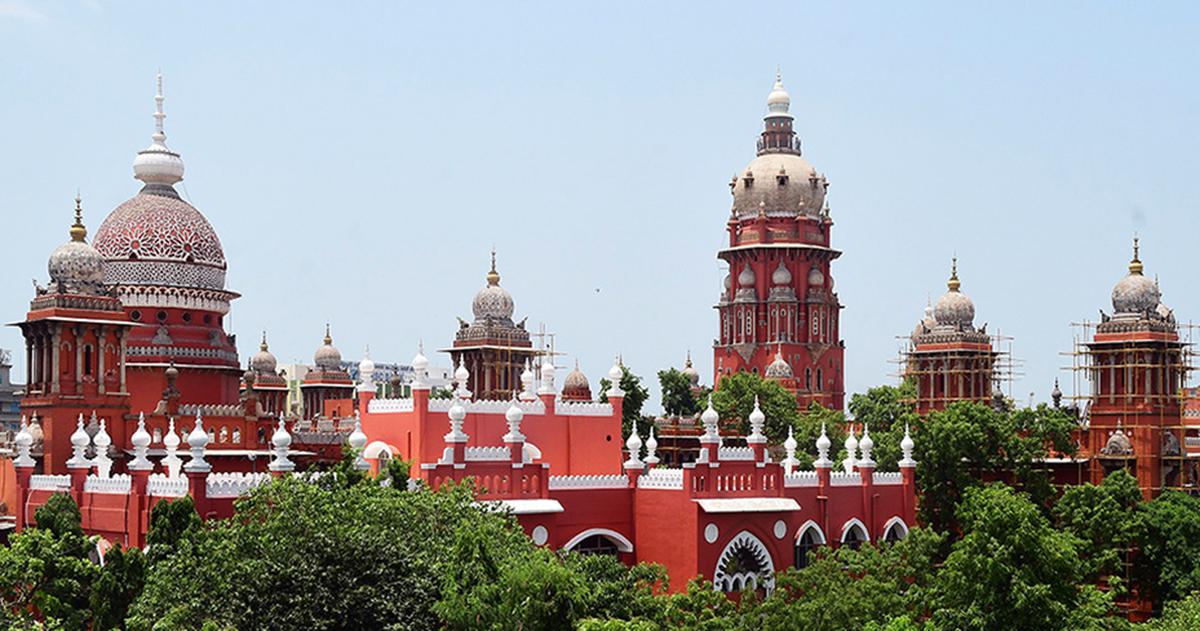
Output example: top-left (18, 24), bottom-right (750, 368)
top-left (607, 357), bottom-right (624, 397)
top-left (842, 424), bottom-right (858, 474)
top-left (899, 423), bottom-right (917, 468)
top-left (519, 359), bottom-right (535, 401)
top-left (503, 398), bottom-right (525, 443)
top-left (184, 411), bottom-right (211, 473)
top-left (858, 424), bottom-right (875, 468)
top-left (162, 418), bottom-right (182, 478)
top-left (411, 341), bottom-right (429, 389)
top-left (538, 357), bottom-right (555, 395)
top-left (623, 429), bottom-right (643, 470)
top-left (348, 411), bottom-right (369, 471)
top-left (782, 426), bottom-right (799, 475)
top-left (700, 395), bottom-right (721, 443)
top-left (13, 416), bottom-right (35, 468)
top-left (67, 414), bottom-right (91, 469)
top-left (129, 413), bottom-right (154, 471)
top-left (644, 427), bottom-right (659, 466)
top-left (814, 423), bottom-right (833, 469)
top-left (357, 347), bottom-right (376, 393)
top-left (747, 396), bottom-right (766, 444)
top-left (93, 419), bottom-right (113, 478)
top-left (269, 417), bottom-right (294, 472)
top-left (446, 397), bottom-right (468, 443)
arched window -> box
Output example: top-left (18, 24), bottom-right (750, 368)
top-left (841, 520), bottom-right (868, 550)
top-left (794, 523), bottom-right (826, 569)
top-left (563, 529), bottom-right (633, 557)
top-left (572, 535), bottom-right (620, 557)
top-left (83, 345), bottom-right (93, 376)
top-left (882, 518), bottom-right (908, 544)
top-left (816, 369), bottom-right (823, 392)
top-left (713, 531), bottom-right (776, 595)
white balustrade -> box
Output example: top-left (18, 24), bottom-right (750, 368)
top-left (783, 471), bottom-right (820, 487)
top-left (548, 474), bottom-right (628, 490)
top-left (28, 474), bottom-right (70, 491)
top-left (464, 446), bottom-right (510, 462)
top-left (829, 472), bottom-right (862, 486)
top-left (205, 472), bottom-right (272, 498)
top-left (872, 471), bottom-right (903, 485)
top-left (84, 474), bottom-right (132, 494)
top-left (147, 474), bottom-right (189, 497)
top-left (718, 446), bottom-right (755, 461)
top-left (556, 400), bottom-right (614, 417)
top-left (369, 397), bottom-right (414, 413)
top-left (637, 468), bottom-right (685, 490)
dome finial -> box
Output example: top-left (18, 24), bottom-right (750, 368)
top-left (69, 194), bottom-right (87, 242)
top-left (260, 330), bottom-right (268, 352)
top-left (947, 256), bottom-right (960, 291)
top-left (154, 70), bottom-right (166, 142)
top-left (324, 323), bottom-right (332, 346)
top-left (1130, 235), bottom-right (1143, 275)
top-left (133, 71), bottom-right (185, 186)
top-left (487, 247), bottom-right (500, 286)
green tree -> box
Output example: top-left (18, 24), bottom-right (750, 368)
top-left (658, 368), bottom-right (701, 417)
top-left (1148, 593), bottom-right (1200, 630)
top-left (711, 371), bottom-right (799, 442)
top-left (793, 402), bottom-right (846, 469)
top-left (1133, 491), bottom-right (1200, 606)
top-left (914, 401), bottom-right (1077, 535)
top-left (599, 365), bottom-right (650, 437)
top-left (144, 496), bottom-right (201, 566)
top-left (1052, 470), bottom-right (1142, 581)
top-left (927, 484), bottom-right (1114, 631)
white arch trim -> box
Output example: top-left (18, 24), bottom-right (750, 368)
top-left (363, 440), bottom-right (399, 460)
top-left (881, 516), bottom-right (909, 541)
top-left (795, 519), bottom-right (827, 544)
top-left (840, 517), bottom-right (870, 542)
top-left (712, 530), bottom-right (776, 595)
top-left (562, 528), bottom-right (634, 553)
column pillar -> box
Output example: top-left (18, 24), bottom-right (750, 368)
top-left (50, 328), bottom-right (61, 394)
top-left (96, 325), bottom-right (106, 395)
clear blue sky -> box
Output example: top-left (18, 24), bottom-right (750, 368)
top-left (2, 2), bottom-right (1198, 412)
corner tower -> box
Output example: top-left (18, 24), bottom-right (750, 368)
top-left (714, 72), bottom-right (844, 409)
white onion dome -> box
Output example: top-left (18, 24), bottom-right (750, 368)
top-left (1111, 240), bottom-right (1160, 315)
top-left (132, 75), bottom-right (184, 186)
top-left (26, 417), bottom-right (43, 445)
top-left (562, 361), bottom-right (591, 399)
top-left (807, 266), bottom-right (824, 288)
top-left (520, 361), bottom-right (534, 389)
top-left (163, 420), bottom-right (180, 449)
top-left (766, 70), bottom-right (791, 118)
top-left (843, 427), bottom-right (858, 453)
top-left (816, 426), bottom-right (831, 453)
top-left (738, 265), bottom-right (756, 287)
top-left (314, 325), bottom-right (343, 370)
top-left (681, 352), bottom-right (700, 386)
top-left (765, 347), bottom-right (793, 379)
top-left (858, 426), bottom-right (874, 453)
top-left (187, 415), bottom-right (208, 450)
top-left (912, 301), bottom-right (937, 339)
top-left (472, 252), bottom-right (515, 323)
top-left (934, 259), bottom-right (975, 327)
top-left (358, 349), bottom-right (375, 379)
top-left (608, 359), bottom-right (624, 383)
top-left (48, 197), bottom-right (106, 295)
top-left (251, 332), bottom-right (278, 374)
top-left (14, 418), bottom-right (33, 451)
top-left (455, 359), bottom-right (470, 384)
top-left (271, 418), bottom-right (292, 449)
top-left (131, 416), bottom-right (152, 451)
top-left (70, 416), bottom-right (90, 449)
top-left (900, 426), bottom-right (915, 453)
top-left (411, 342), bottom-right (429, 374)
top-left (772, 261), bottom-right (792, 286)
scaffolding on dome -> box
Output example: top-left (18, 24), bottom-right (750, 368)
top-left (890, 329), bottom-right (1021, 410)
top-left (1059, 319), bottom-right (1200, 494)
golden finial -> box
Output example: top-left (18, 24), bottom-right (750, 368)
top-left (323, 323), bottom-right (332, 346)
top-left (1129, 235), bottom-right (1143, 275)
top-left (260, 331), bottom-right (269, 352)
top-left (947, 257), bottom-right (961, 291)
top-left (69, 194), bottom-right (87, 243)
top-left (486, 248), bottom-right (500, 286)
top-left (685, 350), bottom-right (693, 368)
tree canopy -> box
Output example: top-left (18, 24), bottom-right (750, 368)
top-left (599, 365), bottom-right (650, 437)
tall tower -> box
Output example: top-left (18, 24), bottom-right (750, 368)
top-left (1085, 239), bottom-right (1187, 498)
top-left (904, 260), bottom-right (997, 415)
top-left (90, 74), bottom-right (242, 413)
top-left (714, 72), bottom-right (844, 409)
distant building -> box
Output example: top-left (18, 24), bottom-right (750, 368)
top-left (0, 350), bottom-right (24, 434)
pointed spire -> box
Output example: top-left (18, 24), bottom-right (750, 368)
top-left (1129, 235), bottom-right (1144, 275)
top-left (323, 323), bottom-right (333, 346)
top-left (153, 71), bottom-right (166, 141)
top-left (487, 248), bottom-right (500, 286)
top-left (814, 423), bottom-right (832, 468)
top-left (644, 427), bottom-right (659, 466)
top-left (260, 330), bottom-right (269, 352)
top-left (133, 71), bottom-right (184, 186)
top-left (947, 257), bottom-right (961, 292)
top-left (69, 194), bottom-right (87, 242)
top-left (899, 423), bottom-right (916, 467)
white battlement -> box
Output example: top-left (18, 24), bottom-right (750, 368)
top-left (368, 397), bottom-right (414, 413)
top-left (28, 474), bottom-right (70, 491)
top-left (465, 446), bottom-right (511, 461)
top-left (147, 474), bottom-right (188, 497)
top-left (829, 471), bottom-right (862, 486)
top-left (548, 474), bottom-right (628, 490)
top-left (718, 446), bottom-right (755, 461)
top-left (638, 468), bottom-right (685, 490)
top-left (205, 472), bottom-right (271, 498)
top-left (873, 471), bottom-right (903, 485)
top-left (556, 400), bottom-right (614, 417)
top-left (783, 471), bottom-right (820, 487)
top-left (179, 404), bottom-right (244, 418)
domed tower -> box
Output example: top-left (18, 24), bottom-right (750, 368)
top-left (714, 71), bottom-right (843, 409)
top-left (300, 325), bottom-right (355, 419)
top-left (246, 332), bottom-right (288, 416)
top-left (18, 197), bottom-right (134, 473)
top-left (904, 259), bottom-right (998, 415)
top-left (90, 75), bottom-right (241, 412)
top-left (444, 251), bottom-right (539, 400)
top-left (561, 361), bottom-right (593, 402)
top-left (1084, 238), bottom-right (1187, 498)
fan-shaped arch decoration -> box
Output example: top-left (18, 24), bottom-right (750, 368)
top-left (712, 530), bottom-right (775, 595)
